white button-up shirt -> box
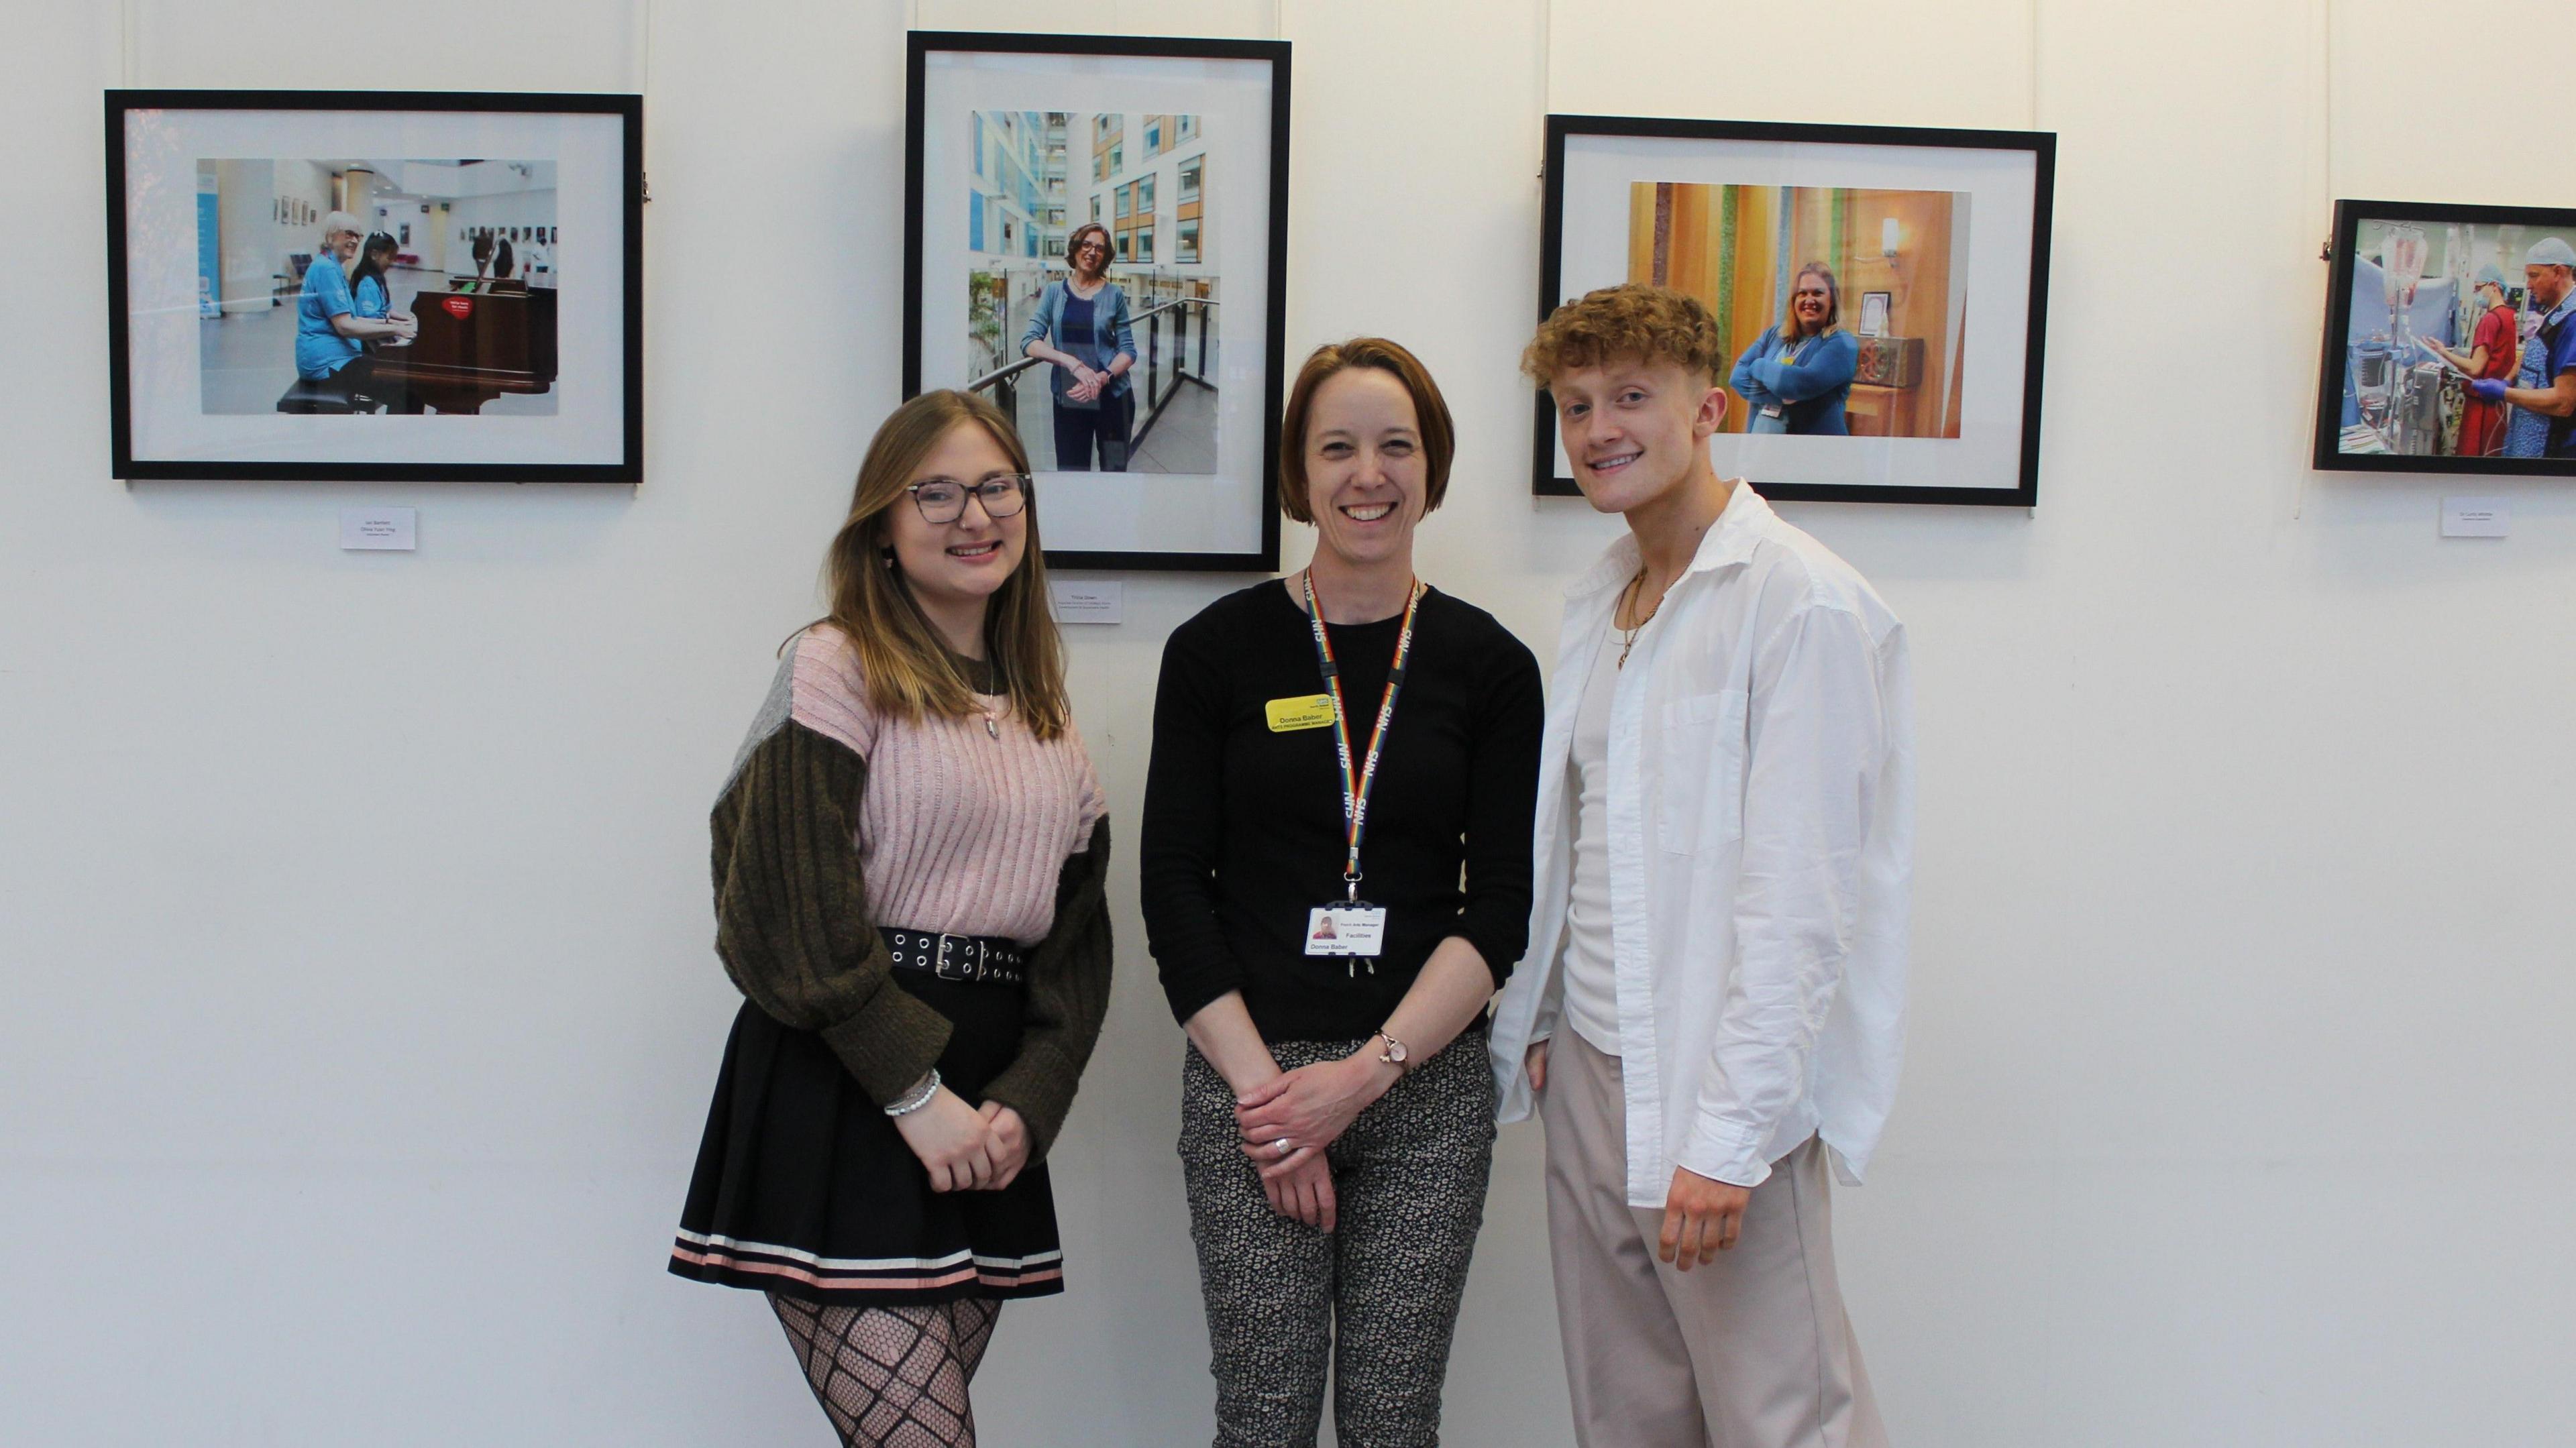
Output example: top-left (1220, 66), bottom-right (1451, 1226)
top-left (1489, 484), bottom-right (1914, 1203)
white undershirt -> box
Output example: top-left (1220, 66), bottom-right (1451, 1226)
top-left (1560, 622), bottom-right (1624, 1054)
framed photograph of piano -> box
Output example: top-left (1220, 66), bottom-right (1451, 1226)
top-left (1534, 115), bottom-right (2055, 506)
top-left (106, 90), bottom-right (643, 484)
top-left (905, 33), bottom-right (1290, 571)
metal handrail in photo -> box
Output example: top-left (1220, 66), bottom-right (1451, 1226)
top-left (968, 296), bottom-right (1219, 461)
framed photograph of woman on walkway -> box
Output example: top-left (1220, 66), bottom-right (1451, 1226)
top-left (1534, 115), bottom-right (2055, 506)
top-left (106, 90), bottom-right (643, 484)
top-left (904, 32), bottom-right (1289, 570)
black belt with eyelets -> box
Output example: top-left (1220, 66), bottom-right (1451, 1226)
top-left (880, 928), bottom-right (1026, 987)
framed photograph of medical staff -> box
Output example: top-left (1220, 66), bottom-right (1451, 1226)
top-left (1533, 115), bottom-right (2055, 506)
top-left (2311, 199), bottom-right (2576, 474)
top-left (106, 90), bottom-right (643, 484)
top-left (904, 32), bottom-right (1289, 571)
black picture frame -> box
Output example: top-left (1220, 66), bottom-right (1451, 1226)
top-left (105, 89), bottom-right (643, 484)
top-left (2311, 198), bottom-right (2576, 476)
top-left (904, 32), bottom-right (1289, 572)
top-left (1534, 114), bottom-right (2055, 507)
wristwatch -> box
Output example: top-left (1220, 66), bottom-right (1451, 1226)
top-left (1373, 1029), bottom-right (1410, 1076)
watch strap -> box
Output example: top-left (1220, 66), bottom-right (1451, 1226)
top-left (1374, 1029), bottom-right (1411, 1075)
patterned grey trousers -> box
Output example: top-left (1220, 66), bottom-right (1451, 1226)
top-left (1178, 1035), bottom-right (1499, 1448)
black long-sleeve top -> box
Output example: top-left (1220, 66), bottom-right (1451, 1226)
top-left (1141, 580), bottom-right (1545, 1042)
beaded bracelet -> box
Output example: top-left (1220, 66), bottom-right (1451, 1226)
top-left (883, 1068), bottom-right (942, 1118)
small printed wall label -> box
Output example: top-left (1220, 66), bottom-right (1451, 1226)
top-left (2440, 498), bottom-right (2508, 539)
top-left (341, 507), bottom-right (418, 551)
top-left (1049, 579), bottom-right (1124, 624)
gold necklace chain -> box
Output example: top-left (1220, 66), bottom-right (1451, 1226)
top-left (1615, 566), bottom-right (1664, 669)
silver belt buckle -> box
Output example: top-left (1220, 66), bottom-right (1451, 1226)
top-left (933, 934), bottom-right (979, 982)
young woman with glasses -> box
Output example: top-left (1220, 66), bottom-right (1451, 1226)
top-left (670, 390), bottom-right (1114, 1448)
top-left (1020, 221), bottom-right (1139, 471)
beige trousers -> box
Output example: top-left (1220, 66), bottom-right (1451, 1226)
top-left (1540, 1031), bottom-right (1888, 1448)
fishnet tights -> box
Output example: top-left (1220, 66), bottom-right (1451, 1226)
top-left (769, 1293), bottom-right (1004, 1448)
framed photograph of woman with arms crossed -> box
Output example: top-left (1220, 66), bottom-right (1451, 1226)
top-left (1534, 114), bottom-right (2055, 506)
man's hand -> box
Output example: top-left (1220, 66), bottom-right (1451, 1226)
top-left (2470, 378), bottom-right (2508, 403)
top-left (1525, 1039), bottom-right (1550, 1093)
top-left (1659, 1166), bottom-right (1752, 1271)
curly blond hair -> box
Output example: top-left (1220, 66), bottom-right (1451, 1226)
top-left (1520, 283), bottom-right (1724, 385)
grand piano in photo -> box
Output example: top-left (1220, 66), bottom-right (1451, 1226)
top-left (373, 280), bottom-right (560, 414)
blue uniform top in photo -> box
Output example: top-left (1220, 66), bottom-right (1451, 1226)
top-left (295, 256), bottom-right (362, 379)
top-left (2541, 294), bottom-right (2576, 457)
top-left (1731, 327), bottom-right (1860, 436)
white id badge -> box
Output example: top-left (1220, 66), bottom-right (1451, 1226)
top-left (1760, 403), bottom-right (1784, 419)
top-left (1304, 903), bottom-right (1388, 957)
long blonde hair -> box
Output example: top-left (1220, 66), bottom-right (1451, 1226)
top-left (817, 390), bottom-right (1071, 739)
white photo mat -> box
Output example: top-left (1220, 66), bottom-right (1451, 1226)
top-left (916, 50), bottom-right (1276, 560)
top-left (1553, 131), bottom-right (2041, 496)
top-left (119, 105), bottom-right (629, 470)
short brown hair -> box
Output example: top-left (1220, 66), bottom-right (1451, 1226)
top-left (1520, 283), bottom-right (1725, 386)
top-left (1277, 337), bottom-right (1455, 522)
top-left (1065, 222), bottom-right (1113, 280)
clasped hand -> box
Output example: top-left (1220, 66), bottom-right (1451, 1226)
top-left (1234, 1054), bottom-right (1394, 1182)
top-left (892, 1089), bottom-right (1031, 1193)
top-left (1230, 1055), bottom-right (1389, 1233)
top-left (1065, 365), bottom-right (1105, 403)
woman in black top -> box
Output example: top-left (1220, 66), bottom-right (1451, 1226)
top-left (1142, 337), bottom-right (1543, 1445)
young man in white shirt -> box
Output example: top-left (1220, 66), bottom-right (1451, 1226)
top-left (1490, 283), bottom-right (1913, 1448)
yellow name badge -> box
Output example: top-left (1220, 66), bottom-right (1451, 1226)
top-left (1265, 693), bottom-right (1338, 732)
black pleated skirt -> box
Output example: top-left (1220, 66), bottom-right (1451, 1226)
top-left (669, 974), bottom-right (1063, 1305)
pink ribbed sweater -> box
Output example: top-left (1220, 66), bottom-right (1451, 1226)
top-left (790, 626), bottom-right (1105, 946)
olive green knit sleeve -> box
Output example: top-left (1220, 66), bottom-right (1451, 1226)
top-left (711, 718), bottom-right (952, 1105)
top-left (979, 816), bottom-right (1115, 1163)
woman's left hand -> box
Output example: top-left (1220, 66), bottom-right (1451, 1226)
top-left (978, 1101), bottom-right (1031, 1190)
top-left (1235, 1054), bottom-right (1395, 1176)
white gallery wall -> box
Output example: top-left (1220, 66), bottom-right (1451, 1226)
top-left (4, 1), bottom-right (2571, 1443)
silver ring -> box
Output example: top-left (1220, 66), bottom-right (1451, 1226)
top-left (1273, 1138), bottom-right (1293, 1159)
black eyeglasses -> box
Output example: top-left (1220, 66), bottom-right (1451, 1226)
top-left (907, 474), bottom-right (1030, 524)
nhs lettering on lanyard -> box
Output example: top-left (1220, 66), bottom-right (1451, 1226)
top-left (1299, 570), bottom-right (1424, 973)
